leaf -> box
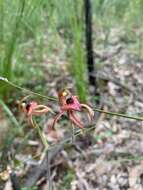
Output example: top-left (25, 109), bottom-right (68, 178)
top-left (0, 99), bottom-right (20, 128)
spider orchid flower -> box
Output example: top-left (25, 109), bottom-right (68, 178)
top-left (19, 96), bottom-right (53, 127)
top-left (50, 89), bottom-right (94, 130)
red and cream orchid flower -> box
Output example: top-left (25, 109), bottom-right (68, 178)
top-left (19, 96), bottom-right (53, 127)
top-left (50, 89), bottom-right (94, 130)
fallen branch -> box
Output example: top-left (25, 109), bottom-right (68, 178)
top-left (23, 144), bottom-right (63, 187)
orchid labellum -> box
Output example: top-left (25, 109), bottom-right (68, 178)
top-left (50, 89), bottom-right (94, 130)
top-left (19, 96), bottom-right (53, 127)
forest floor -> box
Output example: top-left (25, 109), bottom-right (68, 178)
top-left (1, 27), bottom-right (143, 190)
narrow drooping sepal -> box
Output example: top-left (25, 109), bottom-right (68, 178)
top-left (50, 89), bottom-right (94, 130)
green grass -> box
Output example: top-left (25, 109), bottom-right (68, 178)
top-left (0, 0), bottom-right (88, 101)
top-left (44, 0), bottom-right (88, 101)
top-left (0, 0), bottom-right (25, 97)
top-left (1, 0), bottom-right (143, 99)
top-left (0, 99), bottom-right (20, 128)
top-left (0, 0), bottom-right (47, 98)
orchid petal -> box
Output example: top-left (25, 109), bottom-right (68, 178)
top-left (33, 105), bottom-right (54, 115)
top-left (61, 104), bottom-right (81, 111)
top-left (81, 104), bottom-right (94, 122)
top-left (69, 111), bottom-right (84, 129)
top-left (49, 111), bottom-right (64, 130)
top-left (34, 105), bottom-right (51, 110)
top-left (26, 101), bottom-right (38, 115)
top-left (28, 115), bottom-right (35, 128)
top-left (33, 108), bottom-right (50, 115)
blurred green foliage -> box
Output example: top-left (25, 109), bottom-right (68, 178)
top-left (59, 169), bottom-right (75, 190)
top-left (0, 0), bottom-right (143, 99)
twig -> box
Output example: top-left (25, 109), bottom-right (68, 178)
top-left (47, 150), bottom-right (52, 190)
top-left (23, 144), bottom-right (63, 187)
top-left (8, 167), bottom-right (21, 190)
top-left (94, 45), bottom-right (122, 62)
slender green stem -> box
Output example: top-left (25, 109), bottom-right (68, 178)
top-left (0, 77), bottom-right (57, 101)
top-left (0, 99), bottom-right (20, 128)
top-left (34, 122), bottom-right (49, 150)
top-left (93, 107), bottom-right (143, 121)
top-left (34, 122), bottom-right (52, 189)
top-left (1, 77), bottom-right (143, 121)
top-left (35, 122), bottom-right (51, 189)
top-left (0, 0), bottom-right (4, 42)
top-left (71, 123), bottom-right (75, 143)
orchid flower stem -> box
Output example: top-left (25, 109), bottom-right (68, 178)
top-left (1, 77), bottom-right (57, 101)
top-left (35, 122), bottom-right (52, 189)
top-left (93, 108), bottom-right (143, 121)
top-left (1, 77), bottom-right (143, 121)
top-left (34, 122), bottom-right (52, 189)
top-left (33, 121), bottom-right (52, 188)
top-left (34, 122), bottom-right (49, 150)
top-left (71, 123), bottom-right (75, 143)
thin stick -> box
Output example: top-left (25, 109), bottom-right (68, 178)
top-left (8, 167), bottom-right (21, 190)
top-left (47, 150), bottom-right (52, 190)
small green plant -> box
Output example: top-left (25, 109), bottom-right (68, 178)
top-left (0, 0), bottom-right (26, 98)
top-left (46, 0), bottom-right (88, 101)
top-left (59, 169), bottom-right (75, 190)
top-left (69, 0), bottom-right (88, 102)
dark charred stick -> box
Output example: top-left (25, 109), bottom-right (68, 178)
top-left (23, 129), bottom-right (97, 188)
top-left (47, 150), bottom-right (52, 190)
top-left (24, 144), bottom-right (63, 188)
top-left (84, 0), bottom-right (97, 90)
top-left (9, 170), bottom-right (21, 190)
